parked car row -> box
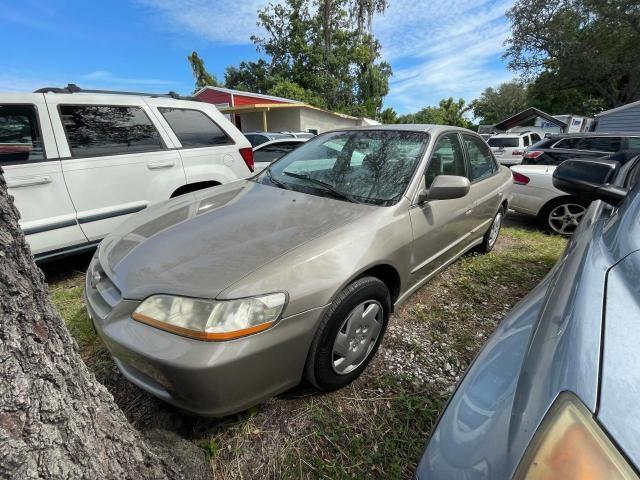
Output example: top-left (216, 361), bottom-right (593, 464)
top-left (0, 87), bottom-right (254, 261)
top-left (417, 154), bottom-right (640, 479)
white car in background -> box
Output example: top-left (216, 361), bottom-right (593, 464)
top-left (488, 131), bottom-right (542, 166)
top-left (510, 164), bottom-right (589, 235)
top-left (0, 84), bottom-right (253, 261)
top-left (253, 138), bottom-right (308, 172)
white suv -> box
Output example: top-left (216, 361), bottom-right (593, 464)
top-left (487, 131), bottom-right (542, 166)
top-left (0, 85), bottom-right (254, 261)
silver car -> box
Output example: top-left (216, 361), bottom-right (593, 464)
top-left (416, 156), bottom-right (640, 478)
top-left (85, 125), bottom-right (512, 416)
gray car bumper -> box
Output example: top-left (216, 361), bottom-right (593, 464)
top-left (85, 258), bottom-right (326, 417)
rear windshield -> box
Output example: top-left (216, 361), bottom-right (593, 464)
top-left (488, 137), bottom-right (519, 148)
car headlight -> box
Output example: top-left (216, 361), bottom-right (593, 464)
top-left (515, 393), bottom-right (638, 479)
top-left (131, 293), bottom-right (286, 341)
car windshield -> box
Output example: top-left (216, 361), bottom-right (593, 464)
top-left (256, 130), bottom-right (428, 206)
top-left (488, 137), bottom-right (519, 148)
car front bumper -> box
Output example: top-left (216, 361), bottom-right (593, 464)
top-left (85, 256), bottom-right (326, 417)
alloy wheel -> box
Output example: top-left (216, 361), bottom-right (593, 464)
top-left (548, 203), bottom-right (586, 235)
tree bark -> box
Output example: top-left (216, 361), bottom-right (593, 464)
top-left (0, 169), bottom-right (183, 479)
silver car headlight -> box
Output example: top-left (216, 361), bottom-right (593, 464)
top-left (132, 293), bottom-right (287, 341)
top-left (514, 392), bottom-right (638, 479)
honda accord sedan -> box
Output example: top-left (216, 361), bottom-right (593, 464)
top-left (416, 156), bottom-right (640, 478)
top-left (85, 125), bottom-right (512, 416)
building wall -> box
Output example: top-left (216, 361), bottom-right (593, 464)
top-left (299, 108), bottom-right (358, 133)
top-left (195, 89), bottom-right (231, 106)
top-left (595, 104), bottom-right (640, 132)
top-left (233, 94), bottom-right (286, 107)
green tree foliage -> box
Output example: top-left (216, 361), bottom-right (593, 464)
top-left (379, 107), bottom-right (398, 124)
top-left (471, 81), bottom-right (529, 125)
top-left (526, 72), bottom-right (606, 116)
top-left (223, 0), bottom-right (391, 118)
top-left (396, 98), bottom-right (471, 127)
top-left (505, 0), bottom-right (640, 109)
top-left (187, 51), bottom-right (219, 92)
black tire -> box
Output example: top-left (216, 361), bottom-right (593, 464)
top-left (476, 205), bottom-right (505, 254)
top-left (304, 276), bottom-right (391, 391)
top-left (538, 197), bottom-right (589, 236)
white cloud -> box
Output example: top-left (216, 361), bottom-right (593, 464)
top-left (138, 0), bottom-right (269, 45)
top-left (375, 0), bottom-right (517, 113)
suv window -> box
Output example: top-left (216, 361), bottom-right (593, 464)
top-left (60, 105), bottom-right (162, 157)
top-left (488, 137), bottom-right (519, 148)
top-left (159, 108), bottom-right (232, 148)
top-left (425, 133), bottom-right (466, 188)
top-left (0, 104), bottom-right (45, 163)
top-left (463, 134), bottom-right (496, 182)
top-left (629, 137), bottom-right (640, 150)
top-left (530, 133), bottom-right (541, 142)
top-left (576, 136), bottom-right (621, 152)
top-left (523, 135), bottom-right (530, 147)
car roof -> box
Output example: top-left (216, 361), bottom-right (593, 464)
top-left (253, 138), bottom-right (308, 150)
top-left (549, 132), bottom-right (640, 138)
top-left (325, 124), bottom-right (477, 135)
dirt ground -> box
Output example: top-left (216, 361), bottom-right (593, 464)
top-left (44, 213), bottom-right (565, 479)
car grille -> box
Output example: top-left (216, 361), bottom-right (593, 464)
top-left (86, 256), bottom-right (122, 319)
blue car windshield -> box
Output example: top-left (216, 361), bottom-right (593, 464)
top-left (257, 130), bottom-right (428, 206)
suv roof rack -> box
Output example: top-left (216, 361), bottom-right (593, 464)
top-left (33, 83), bottom-right (197, 101)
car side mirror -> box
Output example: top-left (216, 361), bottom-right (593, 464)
top-left (552, 159), bottom-right (627, 206)
top-left (419, 175), bottom-right (470, 202)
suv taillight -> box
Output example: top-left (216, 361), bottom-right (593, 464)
top-left (524, 150), bottom-right (544, 159)
top-left (512, 171), bottom-right (530, 185)
top-left (239, 147), bottom-right (254, 172)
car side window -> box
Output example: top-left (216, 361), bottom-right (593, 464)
top-left (254, 143), bottom-right (299, 163)
top-left (462, 134), bottom-right (496, 182)
top-left (629, 137), bottom-right (640, 150)
top-left (576, 136), bottom-right (621, 152)
top-left (553, 137), bottom-right (581, 149)
top-left (523, 135), bottom-right (530, 147)
top-left (159, 108), bottom-right (232, 148)
top-left (424, 133), bottom-right (466, 188)
top-left (531, 133), bottom-right (541, 143)
top-left (0, 104), bottom-right (45, 163)
top-left (59, 105), bottom-right (162, 157)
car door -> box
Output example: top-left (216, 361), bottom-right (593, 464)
top-left (147, 99), bottom-right (248, 184)
top-left (0, 94), bottom-right (87, 258)
top-left (461, 133), bottom-right (505, 236)
top-left (409, 132), bottom-right (474, 279)
top-left (46, 94), bottom-right (185, 242)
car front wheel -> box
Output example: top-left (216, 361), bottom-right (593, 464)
top-left (539, 198), bottom-right (589, 236)
top-left (304, 276), bottom-right (390, 391)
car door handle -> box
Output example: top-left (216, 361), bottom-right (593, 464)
top-left (465, 208), bottom-right (473, 215)
top-left (147, 160), bottom-right (175, 170)
top-left (7, 175), bottom-right (52, 188)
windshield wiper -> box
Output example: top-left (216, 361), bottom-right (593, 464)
top-left (265, 168), bottom-right (291, 190)
top-left (282, 171), bottom-right (362, 204)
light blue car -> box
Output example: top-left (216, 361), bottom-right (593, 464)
top-left (416, 155), bottom-right (640, 479)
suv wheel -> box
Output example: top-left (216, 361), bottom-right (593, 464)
top-left (305, 277), bottom-right (390, 391)
top-left (539, 198), bottom-right (589, 236)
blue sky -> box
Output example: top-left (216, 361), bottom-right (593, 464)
top-left (1, 0), bottom-right (516, 114)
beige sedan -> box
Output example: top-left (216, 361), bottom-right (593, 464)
top-left (85, 125), bottom-right (512, 416)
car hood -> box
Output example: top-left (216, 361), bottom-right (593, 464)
top-left (98, 180), bottom-right (373, 300)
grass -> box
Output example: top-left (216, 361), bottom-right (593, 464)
top-left (46, 225), bottom-right (566, 479)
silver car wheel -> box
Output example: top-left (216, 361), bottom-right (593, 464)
top-left (548, 203), bottom-right (586, 235)
top-left (488, 211), bottom-right (503, 247)
top-left (332, 300), bottom-right (383, 375)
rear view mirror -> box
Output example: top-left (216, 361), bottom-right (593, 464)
top-left (552, 159), bottom-right (627, 206)
top-left (424, 175), bottom-right (471, 201)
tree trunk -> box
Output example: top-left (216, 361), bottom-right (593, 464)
top-left (0, 169), bottom-right (184, 479)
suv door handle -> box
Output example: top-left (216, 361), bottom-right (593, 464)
top-left (7, 176), bottom-right (52, 188)
top-left (147, 160), bottom-right (175, 170)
